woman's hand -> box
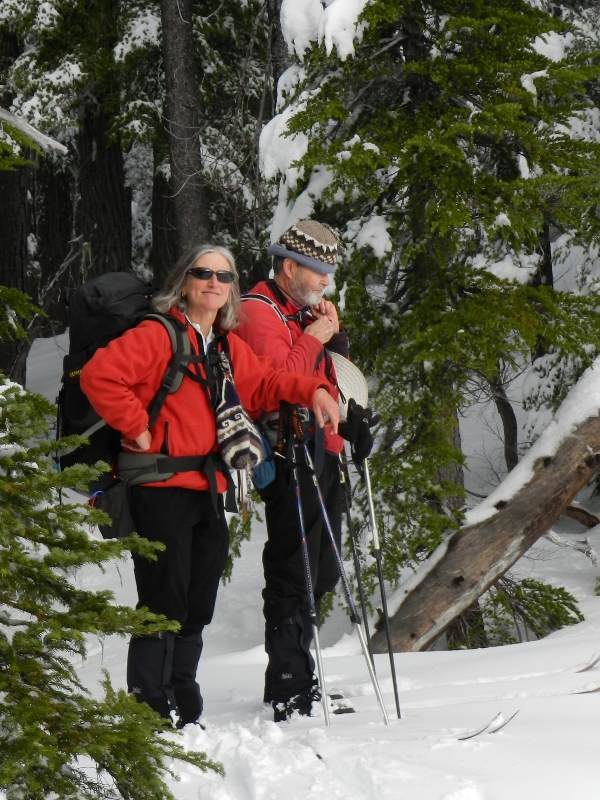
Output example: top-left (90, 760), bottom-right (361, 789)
top-left (121, 429), bottom-right (152, 452)
top-left (312, 388), bottom-right (339, 434)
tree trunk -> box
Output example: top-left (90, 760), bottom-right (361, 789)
top-left (532, 217), bottom-right (554, 361)
top-left (78, 104), bottom-right (131, 279)
top-left (150, 144), bottom-right (178, 285)
top-left (160, 0), bottom-right (210, 254)
top-left (267, 0), bottom-right (291, 107)
top-left (370, 413), bottom-right (600, 653)
top-left (34, 154), bottom-right (74, 331)
top-left (488, 371), bottom-right (519, 472)
top-left (0, 162), bottom-right (31, 384)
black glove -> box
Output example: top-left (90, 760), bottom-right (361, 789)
top-left (339, 399), bottom-right (379, 462)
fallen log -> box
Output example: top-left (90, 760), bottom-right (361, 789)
top-left (371, 362), bottom-right (600, 653)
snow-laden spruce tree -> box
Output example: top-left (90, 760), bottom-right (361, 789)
top-left (262, 0), bottom-right (600, 639)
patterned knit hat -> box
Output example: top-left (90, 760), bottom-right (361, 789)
top-left (267, 220), bottom-right (342, 274)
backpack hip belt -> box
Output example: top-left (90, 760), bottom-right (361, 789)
top-left (116, 451), bottom-right (236, 514)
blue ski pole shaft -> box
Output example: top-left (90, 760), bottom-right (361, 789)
top-left (291, 447), bottom-right (330, 727)
top-left (302, 444), bottom-right (390, 725)
top-left (363, 458), bottom-right (402, 720)
top-left (339, 453), bottom-right (374, 668)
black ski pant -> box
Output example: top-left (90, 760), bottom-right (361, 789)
top-left (258, 448), bottom-right (342, 703)
top-left (127, 486), bottom-right (229, 723)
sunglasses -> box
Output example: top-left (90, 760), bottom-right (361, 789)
top-left (187, 267), bottom-right (236, 283)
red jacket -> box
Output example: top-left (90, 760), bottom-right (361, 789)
top-left (80, 308), bottom-right (325, 492)
top-left (235, 280), bottom-right (347, 454)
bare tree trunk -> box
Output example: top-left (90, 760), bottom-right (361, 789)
top-left (488, 371), bottom-right (519, 472)
top-left (533, 218), bottom-right (554, 362)
top-left (34, 154), bottom-right (74, 331)
top-left (78, 104), bottom-right (131, 278)
top-left (370, 413), bottom-right (600, 653)
top-left (160, 0), bottom-right (210, 254)
top-left (0, 162), bottom-right (30, 384)
top-left (267, 0), bottom-right (291, 107)
top-left (150, 144), bottom-right (178, 285)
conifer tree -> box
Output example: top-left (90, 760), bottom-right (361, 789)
top-left (0, 380), bottom-right (222, 798)
top-left (266, 1), bottom-right (600, 617)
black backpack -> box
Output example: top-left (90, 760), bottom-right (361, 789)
top-left (57, 272), bottom-right (190, 482)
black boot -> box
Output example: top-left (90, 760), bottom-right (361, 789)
top-left (171, 629), bottom-right (204, 727)
top-left (127, 632), bottom-right (179, 723)
top-left (265, 614), bottom-right (317, 721)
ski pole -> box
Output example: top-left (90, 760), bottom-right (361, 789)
top-left (363, 457), bottom-right (402, 720)
top-left (339, 452), bottom-right (374, 668)
top-left (290, 442), bottom-right (331, 727)
top-left (302, 443), bottom-right (390, 725)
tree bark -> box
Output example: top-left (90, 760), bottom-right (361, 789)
top-left (370, 413), bottom-right (600, 653)
top-left (488, 371), bottom-right (519, 472)
top-left (160, 0), bottom-right (210, 254)
top-left (0, 162), bottom-right (30, 383)
top-left (267, 0), bottom-right (291, 107)
top-left (78, 104), bottom-right (131, 278)
top-left (150, 144), bottom-right (178, 285)
top-left (34, 154), bottom-right (74, 331)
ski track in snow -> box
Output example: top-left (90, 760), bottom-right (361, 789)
top-left (17, 334), bottom-right (600, 800)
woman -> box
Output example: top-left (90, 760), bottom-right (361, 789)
top-left (81, 244), bottom-right (339, 727)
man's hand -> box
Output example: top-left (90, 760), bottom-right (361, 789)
top-left (311, 299), bottom-right (340, 333)
top-left (121, 428), bottom-right (152, 452)
top-left (312, 388), bottom-right (339, 434)
top-left (305, 299), bottom-right (340, 343)
top-left (304, 316), bottom-right (335, 344)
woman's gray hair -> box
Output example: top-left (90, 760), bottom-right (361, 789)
top-left (152, 243), bottom-right (241, 330)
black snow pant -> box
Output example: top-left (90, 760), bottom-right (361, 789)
top-left (127, 486), bottom-right (229, 724)
top-left (258, 448), bottom-right (342, 703)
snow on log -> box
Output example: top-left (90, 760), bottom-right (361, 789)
top-left (0, 108), bottom-right (68, 156)
top-left (371, 356), bottom-right (600, 653)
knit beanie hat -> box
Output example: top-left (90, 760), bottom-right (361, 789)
top-left (267, 220), bottom-right (342, 274)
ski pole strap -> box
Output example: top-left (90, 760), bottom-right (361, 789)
top-left (276, 403), bottom-right (326, 478)
top-left (116, 452), bottom-right (237, 515)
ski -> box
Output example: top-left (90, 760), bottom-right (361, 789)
top-left (488, 710), bottom-right (519, 733)
top-left (574, 651), bottom-right (600, 674)
top-left (456, 710), bottom-right (519, 740)
top-left (456, 713), bottom-right (501, 740)
top-left (572, 681), bottom-right (600, 694)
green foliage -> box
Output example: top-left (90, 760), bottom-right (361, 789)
top-left (0, 380), bottom-right (223, 799)
top-left (478, 575), bottom-right (583, 647)
top-left (0, 120), bottom-right (36, 171)
top-left (223, 493), bottom-right (263, 583)
top-left (272, 0), bottom-right (600, 590)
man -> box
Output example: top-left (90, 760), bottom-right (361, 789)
top-left (236, 220), bottom-right (352, 722)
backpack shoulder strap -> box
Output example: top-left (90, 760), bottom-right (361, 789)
top-left (241, 293), bottom-right (293, 346)
top-left (144, 313), bottom-right (191, 427)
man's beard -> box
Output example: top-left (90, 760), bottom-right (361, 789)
top-left (289, 269), bottom-right (324, 307)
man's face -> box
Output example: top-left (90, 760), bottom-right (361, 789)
top-left (288, 260), bottom-right (329, 306)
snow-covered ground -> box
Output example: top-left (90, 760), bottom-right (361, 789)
top-left (27, 334), bottom-right (600, 800)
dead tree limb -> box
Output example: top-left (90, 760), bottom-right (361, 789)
top-left (0, 108), bottom-right (68, 156)
top-left (370, 413), bottom-right (600, 653)
top-left (563, 505), bottom-right (599, 528)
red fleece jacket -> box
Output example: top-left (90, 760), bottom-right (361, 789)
top-left (80, 308), bottom-right (325, 492)
top-left (235, 280), bottom-right (345, 454)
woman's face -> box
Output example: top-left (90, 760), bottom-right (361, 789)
top-left (183, 252), bottom-right (233, 320)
